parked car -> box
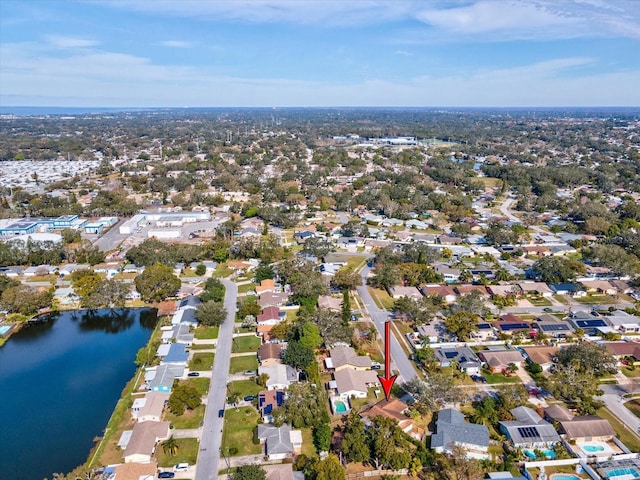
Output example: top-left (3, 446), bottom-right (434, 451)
top-left (244, 370), bottom-right (257, 376)
top-left (371, 362), bottom-right (382, 370)
top-left (471, 375), bottom-right (487, 383)
top-left (187, 372), bottom-right (200, 377)
top-left (158, 472), bottom-right (175, 479)
top-left (244, 395), bottom-right (255, 401)
top-left (173, 463), bottom-right (189, 472)
top-left (218, 409), bottom-right (225, 418)
top-left (543, 307), bottom-right (552, 312)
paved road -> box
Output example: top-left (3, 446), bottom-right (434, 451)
top-left (195, 278), bottom-right (237, 480)
top-left (357, 266), bottom-right (418, 385)
top-left (91, 218), bottom-right (130, 251)
top-left (599, 384), bottom-right (640, 437)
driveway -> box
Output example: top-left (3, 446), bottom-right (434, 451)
top-left (194, 278), bottom-right (237, 480)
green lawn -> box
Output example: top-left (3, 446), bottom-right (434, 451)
top-left (181, 377), bottom-right (211, 396)
top-left (195, 326), bottom-right (219, 339)
top-left (624, 398), bottom-right (640, 419)
top-left (237, 283), bottom-right (256, 294)
top-left (213, 264), bottom-right (234, 278)
top-left (189, 352), bottom-right (214, 371)
top-left (156, 437), bottom-right (199, 467)
top-left (165, 404), bottom-right (206, 429)
top-left (574, 294), bottom-right (617, 305)
top-left (300, 427), bottom-right (317, 457)
top-left (232, 335), bottom-right (262, 353)
top-left (621, 366), bottom-right (640, 378)
top-left (597, 407), bottom-right (640, 453)
top-left (482, 370), bottom-right (522, 384)
top-left (527, 296), bottom-right (552, 307)
top-left (221, 407), bottom-right (262, 456)
top-left (367, 287), bottom-right (395, 310)
top-left (552, 295), bottom-right (569, 305)
top-left (227, 380), bottom-right (262, 398)
top-left (189, 343), bottom-right (215, 350)
top-left (229, 355), bottom-right (259, 374)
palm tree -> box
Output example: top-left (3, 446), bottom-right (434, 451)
top-left (162, 435), bottom-right (179, 457)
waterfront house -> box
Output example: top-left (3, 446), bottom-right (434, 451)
top-left (122, 421), bottom-right (170, 463)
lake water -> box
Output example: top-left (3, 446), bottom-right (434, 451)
top-left (0, 308), bottom-right (157, 480)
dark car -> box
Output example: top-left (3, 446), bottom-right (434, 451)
top-left (244, 395), bottom-right (256, 402)
top-left (543, 307), bottom-right (553, 312)
top-left (187, 372), bottom-right (200, 377)
top-left (158, 472), bottom-right (175, 479)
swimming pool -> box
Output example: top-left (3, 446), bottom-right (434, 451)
top-left (330, 397), bottom-right (349, 414)
top-left (577, 440), bottom-right (616, 456)
top-left (607, 468), bottom-right (640, 479)
top-left (524, 448), bottom-right (556, 459)
top-left (0, 326), bottom-right (10, 335)
top-left (550, 475), bottom-right (581, 480)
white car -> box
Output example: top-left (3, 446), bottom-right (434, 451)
top-left (173, 463), bottom-right (189, 472)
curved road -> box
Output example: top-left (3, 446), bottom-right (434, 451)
top-left (357, 266), bottom-right (418, 385)
top-left (195, 278), bottom-right (237, 480)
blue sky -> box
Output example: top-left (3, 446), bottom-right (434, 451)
top-left (1, 0), bottom-right (639, 107)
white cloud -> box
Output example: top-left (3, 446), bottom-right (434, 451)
top-left (45, 35), bottom-right (100, 49)
top-left (159, 40), bottom-right (195, 48)
top-left (1, 40), bottom-right (638, 107)
top-left (395, 50), bottom-right (413, 57)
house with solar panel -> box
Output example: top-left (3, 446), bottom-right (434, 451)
top-left (567, 311), bottom-right (609, 335)
top-left (533, 314), bottom-right (575, 338)
top-left (433, 346), bottom-right (481, 374)
top-left (500, 406), bottom-right (561, 448)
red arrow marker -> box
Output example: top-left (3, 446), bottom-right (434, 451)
top-left (377, 320), bottom-right (397, 401)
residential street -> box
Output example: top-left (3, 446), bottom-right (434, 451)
top-left (599, 384), bottom-right (640, 437)
top-left (194, 278), bottom-right (237, 480)
top-left (357, 266), bottom-right (418, 385)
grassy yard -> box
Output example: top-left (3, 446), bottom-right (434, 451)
top-left (575, 294), bottom-right (617, 305)
top-left (165, 404), bottom-right (206, 429)
top-left (527, 295), bottom-right (552, 307)
top-left (232, 335), bottom-right (261, 353)
top-left (597, 407), bottom-right (640, 453)
top-left (367, 287), bottom-right (395, 310)
top-left (181, 377), bottom-right (211, 396)
top-left (189, 352), bottom-right (214, 371)
top-left (221, 407), bottom-right (262, 456)
top-left (195, 326), bottom-right (219, 340)
top-left (624, 398), bottom-right (640, 419)
top-left (481, 370), bottom-right (522, 384)
top-left (237, 282), bottom-right (256, 294)
top-left (189, 343), bottom-right (215, 350)
top-left (229, 355), bottom-right (259, 374)
top-left (300, 427), bottom-right (317, 457)
top-left (156, 437), bottom-right (199, 467)
top-left (25, 274), bottom-right (56, 283)
top-left (227, 380), bottom-right (262, 398)
top-left (621, 366), bottom-right (640, 378)
top-left (213, 264), bottom-right (234, 278)
top-left (553, 295), bottom-right (569, 305)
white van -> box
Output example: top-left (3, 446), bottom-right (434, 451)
top-left (173, 463), bottom-right (189, 472)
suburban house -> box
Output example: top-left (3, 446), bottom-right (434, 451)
top-left (579, 280), bottom-right (617, 296)
top-left (256, 279), bottom-right (277, 296)
top-left (495, 314), bottom-right (533, 337)
top-left (317, 295), bottom-right (342, 312)
top-left (258, 343), bottom-right (285, 366)
top-left (122, 421), bottom-right (170, 463)
top-left (257, 424), bottom-right (302, 460)
top-left (602, 341), bottom-right (640, 365)
top-left (431, 408), bottom-right (490, 460)
top-left (145, 364), bottom-right (184, 392)
top-left (133, 392), bottom-right (170, 423)
top-left (172, 323), bottom-right (194, 346)
top-left (533, 315), bottom-right (575, 338)
top-left (161, 343), bottom-right (189, 366)
top-left (259, 292), bottom-right (289, 308)
top-left (330, 368), bottom-right (379, 400)
top-left (477, 349), bottom-right (525, 373)
top-left (603, 311), bottom-right (640, 333)
top-left (325, 345), bottom-right (372, 371)
top-left (263, 464), bottom-right (305, 480)
top-left (455, 285), bottom-right (489, 297)
top-left (415, 321), bottom-right (447, 344)
top-left (549, 283), bottom-right (587, 298)
top-left (518, 282), bottom-right (553, 297)
top-left (258, 390), bottom-right (285, 423)
top-left (389, 285), bottom-right (423, 300)
top-left (500, 407), bottom-right (561, 448)
top-left (258, 364), bottom-right (298, 390)
top-left (433, 346), bottom-right (481, 374)
top-left (53, 287), bottom-right (80, 306)
top-left (434, 265), bottom-right (462, 283)
top-left (421, 285), bottom-right (457, 304)
top-left (258, 306), bottom-right (282, 325)
top-left (544, 405), bottom-right (615, 442)
top-left (360, 398), bottom-right (422, 440)
top-left (521, 346), bottom-right (560, 371)
top-left (487, 285), bottom-right (519, 297)
top-left (112, 462), bottom-right (158, 479)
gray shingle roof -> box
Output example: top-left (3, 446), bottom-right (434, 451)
top-left (431, 408), bottom-right (489, 450)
